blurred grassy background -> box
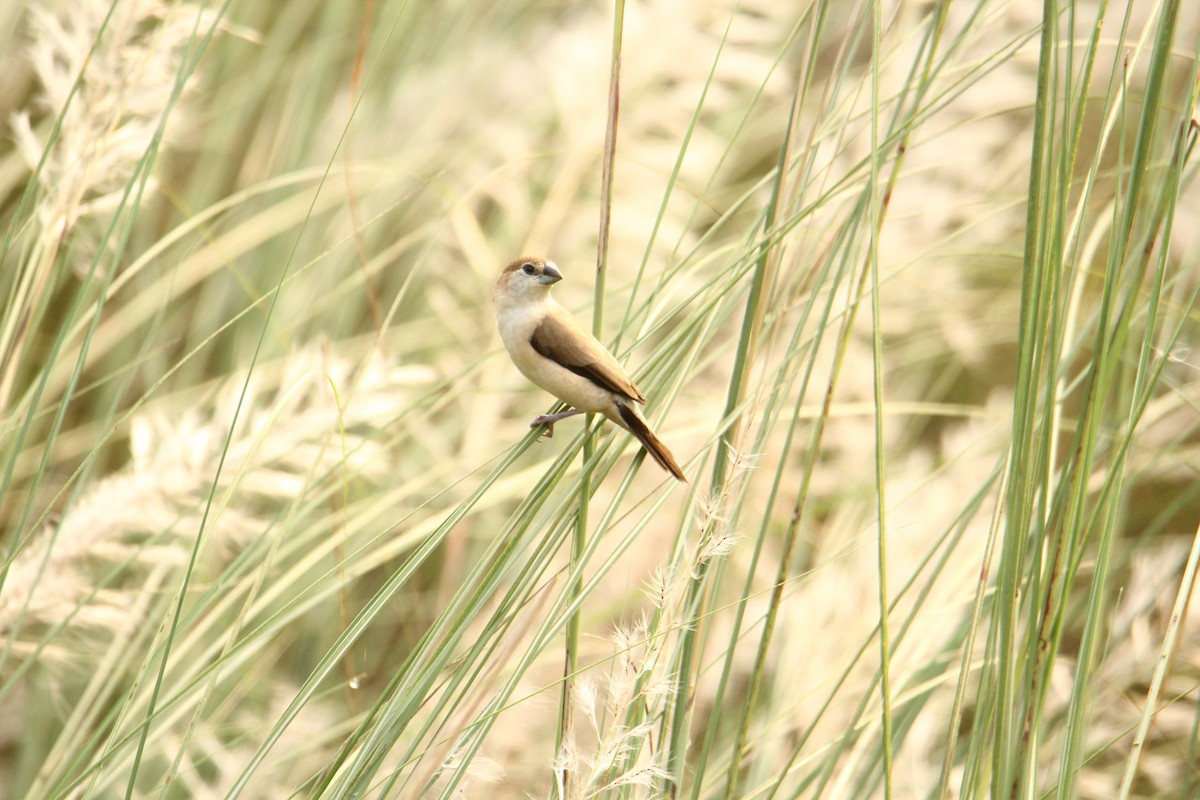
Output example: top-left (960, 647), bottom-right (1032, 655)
top-left (0, 0), bottom-right (1198, 798)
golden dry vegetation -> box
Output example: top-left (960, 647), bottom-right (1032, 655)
top-left (0, 1), bottom-right (1198, 798)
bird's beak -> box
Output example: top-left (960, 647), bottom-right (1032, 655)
top-left (539, 262), bottom-right (562, 285)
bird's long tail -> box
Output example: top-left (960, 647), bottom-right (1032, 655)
top-left (617, 404), bottom-right (686, 482)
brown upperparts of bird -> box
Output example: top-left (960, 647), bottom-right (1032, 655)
top-left (493, 256), bottom-right (686, 481)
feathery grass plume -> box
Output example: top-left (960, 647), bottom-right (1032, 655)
top-left (0, 349), bottom-right (418, 673)
top-left (551, 629), bottom-right (673, 800)
top-left (431, 747), bottom-right (505, 799)
top-left (0, 348), bottom-right (429, 794)
top-left (150, 679), bottom-right (344, 798)
top-left (0, 0), bottom-right (252, 410)
top-left (10, 0), bottom-right (243, 245)
top-left (552, 465), bottom-right (744, 799)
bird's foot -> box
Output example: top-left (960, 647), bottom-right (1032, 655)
top-left (531, 415), bottom-right (557, 438)
top-left (530, 408), bottom-right (584, 439)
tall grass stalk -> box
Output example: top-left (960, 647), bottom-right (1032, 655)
top-left (555, 3), bottom-right (627, 796)
top-left (866, 2), bottom-right (895, 797)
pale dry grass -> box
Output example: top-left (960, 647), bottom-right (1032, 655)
top-left (0, 0), bottom-right (1197, 798)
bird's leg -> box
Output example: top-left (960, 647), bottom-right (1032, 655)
top-left (530, 408), bottom-right (584, 438)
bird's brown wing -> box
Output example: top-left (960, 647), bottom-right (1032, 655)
top-left (530, 312), bottom-right (646, 404)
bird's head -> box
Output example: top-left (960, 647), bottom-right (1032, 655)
top-left (494, 257), bottom-right (562, 306)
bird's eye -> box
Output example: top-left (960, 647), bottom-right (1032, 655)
top-left (521, 263), bottom-right (536, 275)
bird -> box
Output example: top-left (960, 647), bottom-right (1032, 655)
top-left (493, 256), bottom-right (686, 482)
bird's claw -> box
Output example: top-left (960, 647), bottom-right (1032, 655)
top-left (531, 415), bottom-right (556, 438)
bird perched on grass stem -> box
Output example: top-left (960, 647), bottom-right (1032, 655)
top-left (494, 256), bottom-right (686, 482)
